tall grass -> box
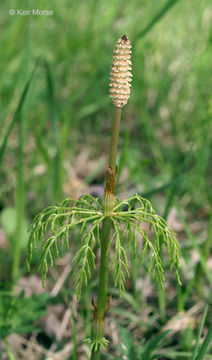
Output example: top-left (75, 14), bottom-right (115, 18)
top-left (0, 60), bottom-right (39, 286)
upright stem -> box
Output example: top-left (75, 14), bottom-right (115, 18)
top-left (90, 349), bottom-right (100, 360)
top-left (90, 218), bottom-right (111, 360)
top-left (109, 107), bottom-right (122, 169)
top-left (5, 339), bottom-right (16, 360)
top-left (196, 209), bottom-right (212, 295)
top-left (90, 106), bottom-right (122, 360)
top-left (12, 114), bottom-right (24, 289)
top-left (97, 217), bottom-right (111, 318)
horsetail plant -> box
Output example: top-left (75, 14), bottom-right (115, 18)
top-left (27, 35), bottom-right (181, 359)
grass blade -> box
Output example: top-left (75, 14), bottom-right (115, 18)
top-left (140, 178), bottom-right (181, 199)
top-left (0, 58), bottom-right (40, 166)
top-left (143, 330), bottom-right (170, 359)
top-left (191, 305), bottom-right (208, 360)
top-left (12, 107), bottom-right (24, 285)
top-left (195, 325), bottom-right (212, 360)
top-left (11, 60), bottom-right (39, 286)
top-left (44, 61), bottom-right (62, 202)
top-left (133, 0), bottom-right (180, 43)
top-left (160, 350), bottom-right (212, 359)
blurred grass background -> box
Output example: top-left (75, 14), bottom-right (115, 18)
top-left (0, 0), bottom-right (212, 359)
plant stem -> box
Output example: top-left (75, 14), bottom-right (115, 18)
top-left (109, 107), bottom-right (122, 169)
top-left (97, 217), bottom-right (111, 318)
top-left (90, 106), bottom-right (122, 359)
top-left (196, 210), bottom-right (212, 294)
top-left (91, 350), bottom-right (100, 360)
top-left (12, 113), bottom-right (24, 289)
top-left (90, 218), bottom-right (111, 360)
top-left (5, 338), bottom-right (16, 360)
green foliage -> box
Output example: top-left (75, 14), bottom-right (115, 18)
top-left (0, 291), bottom-right (49, 339)
top-left (0, 206), bottom-right (28, 246)
top-left (27, 194), bottom-right (181, 298)
top-left (27, 195), bottom-right (104, 293)
top-left (116, 328), bottom-right (170, 359)
top-left (112, 194), bottom-right (181, 294)
top-left (0, 59), bottom-right (39, 166)
top-left (195, 326), bottom-right (212, 360)
top-left (191, 305), bottom-right (209, 360)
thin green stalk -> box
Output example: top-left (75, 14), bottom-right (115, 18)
top-left (45, 61), bottom-right (62, 202)
top-left (70, 304), bottom-right (77, 360)
top-left (196, 325), bottom-right (212, 360)
top-left (191, 304), bottom-right (208, 360)
top-left (5, 338), bottom-right (16, 360)
top-left (90, 219), bottom-right (111, 360)
top-left (109, 107), bottom-right (122, 169)
top-left (12, 112), bottom-right (24, 286)
top-left (203, 211), bottom-right (212, 261)
top-left (90, 106), bottom-right (122, 360)
top-left (0, 59), bottom-right (39, 166)
top-left (0, 61), bottom-right (39, 288)
top-left (159, 350), bottom-right (212, 359)
top-left (196, 210), bottom-right (212, 294)
top-left (97, 218), bottom-right (111, 318)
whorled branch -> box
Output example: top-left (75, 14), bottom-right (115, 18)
top-left (109, 195), bottom-right (181, 293)
top-left (27, 194), bottom-right (181, 297)
top-left (27, 195), bottom-right (103, 292)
